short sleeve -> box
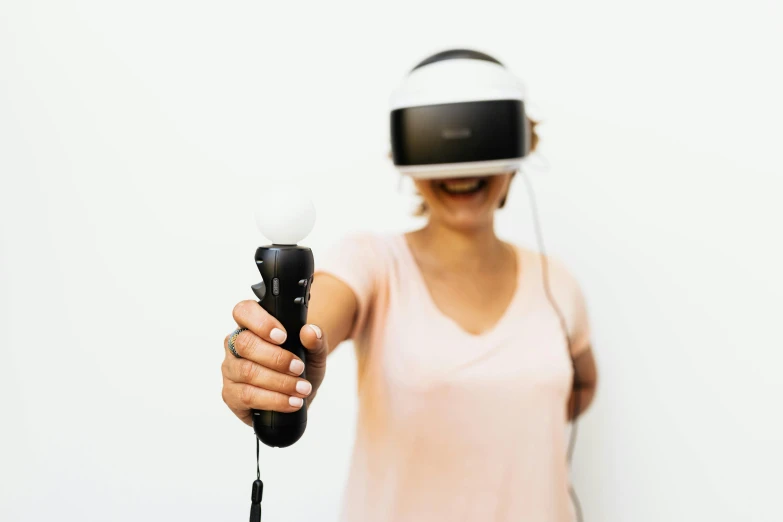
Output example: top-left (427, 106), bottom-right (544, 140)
top-left (568, 278), bottom-right (591, 357)
top-left (547, 256), bottom-right (592, 358)
top-left (313, 233), bottom-right (386, 340)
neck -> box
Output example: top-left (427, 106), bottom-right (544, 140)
top-left (411, 219), bottom-right (507, 272)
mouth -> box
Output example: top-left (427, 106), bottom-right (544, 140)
top-left (438, 177), bottom-right (488, 196)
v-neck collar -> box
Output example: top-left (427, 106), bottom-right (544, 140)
top-left (396, 233), bottom-right (526, 340)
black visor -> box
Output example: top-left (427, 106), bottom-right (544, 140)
top-left (390, 99), bottom-right (527, 167)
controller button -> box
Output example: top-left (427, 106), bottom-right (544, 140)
top-left (294, 297), bottom-right (304, 304)
top-left (298, 279), bottom-right (308, 286)
top-left (272, 278), bottom-right (280, 295)
top-left (251, 281), bottom-right (266, 301)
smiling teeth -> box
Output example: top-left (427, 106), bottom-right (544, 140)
top-left (443, 180), bottom-right (481, 193)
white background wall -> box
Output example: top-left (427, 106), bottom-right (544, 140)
top-left (1, 1), bottom-right (781, 520)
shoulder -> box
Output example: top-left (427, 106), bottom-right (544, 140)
top-left (317, 231), bottom-right (402, 276)
top-left (514, 245), bottom-right (587, 311)
top-left (514, 245), bottom-right (581, 287)
top-left (325, 231), bottom-right (400, 260)
top-left (514, 245), bottom-right (592, 347)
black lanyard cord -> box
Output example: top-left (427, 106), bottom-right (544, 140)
top-left (250, 436), bottom-right (263, 522)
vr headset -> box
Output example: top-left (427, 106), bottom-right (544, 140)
top-left (389, 49), bottom-right (531, 180)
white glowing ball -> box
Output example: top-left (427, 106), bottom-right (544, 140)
top-left (253, 182), bottom-right (316, 245)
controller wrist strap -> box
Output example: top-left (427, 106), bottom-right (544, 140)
top-left (249, 436), bottom-right (263, 522)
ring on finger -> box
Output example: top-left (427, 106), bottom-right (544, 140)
top-left (227, 327), bottom-right (247, 358)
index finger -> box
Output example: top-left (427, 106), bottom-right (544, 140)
top-left (232, 300), bottom-right (287, 345)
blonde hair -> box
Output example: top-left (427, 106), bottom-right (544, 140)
top-left (413, 117), bottom-right (540, 216)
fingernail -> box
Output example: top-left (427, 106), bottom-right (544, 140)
top-left (308, 324), bottom-right (322, 339)
top-left (296, 380), bottom-right (312, 396)
top-left (289, 396), bottom-right (304, 408)
top-left (289, 359), bottom-right (305, 375)
top-left (270, 328), bottom-right (286, 344)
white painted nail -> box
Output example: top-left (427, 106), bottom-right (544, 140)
top-left (289, 359), bottom-right (305, 375)
top-left (296, 381), bottom-right (312, 396)
top-left (270, 328), bottom-right (286, 344)
top-left (308, 324), bottom-right (322, 339)
top-left (289, 396), bottom-right (304, 408)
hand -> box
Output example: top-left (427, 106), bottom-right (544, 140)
top-left (221, 300), bottom-right (328, 426)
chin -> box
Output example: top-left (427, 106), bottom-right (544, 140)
top-left (424, 175), bottom-right (504, 228)
top-left (437, 210), bottom-right (493, 231)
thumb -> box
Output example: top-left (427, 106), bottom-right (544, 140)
top-left (300, 323), bottom-right (327, 360)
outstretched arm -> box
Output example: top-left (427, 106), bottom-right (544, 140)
top-left (220, 272), bottom-right (360, 425)
top-left (299, 272), bottom-right (361, 406)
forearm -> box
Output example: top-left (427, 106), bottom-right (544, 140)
top-left (567, 384), bottom-right (596, 420)
top-left (567, 347), bottom-right (597, 421)
top-left (300, 273), bottom-right (360, 410)
top-left (307, 273), bottom-right (359, 355)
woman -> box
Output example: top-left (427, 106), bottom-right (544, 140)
top-left (221, 52), bottom-right (597, 522)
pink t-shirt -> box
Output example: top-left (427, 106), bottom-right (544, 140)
top-left (315, 232), bottom-right (591, 522)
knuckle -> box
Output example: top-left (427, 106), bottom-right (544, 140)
top-left (234, 331), bottom-right (254, 358)
top-left (272, 348), bottom-right (287, 371)
top-left (273, 373), bottom-right (292, 393)
top-left (232, 300), bottom-right (253, 322)
top-left (238, 385), bottom-right (256, 408)
top-left (238, 359), bottom-right (258, 382)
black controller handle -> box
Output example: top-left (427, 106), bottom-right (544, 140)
top-left (250, 244), bottom-right (314, 447)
